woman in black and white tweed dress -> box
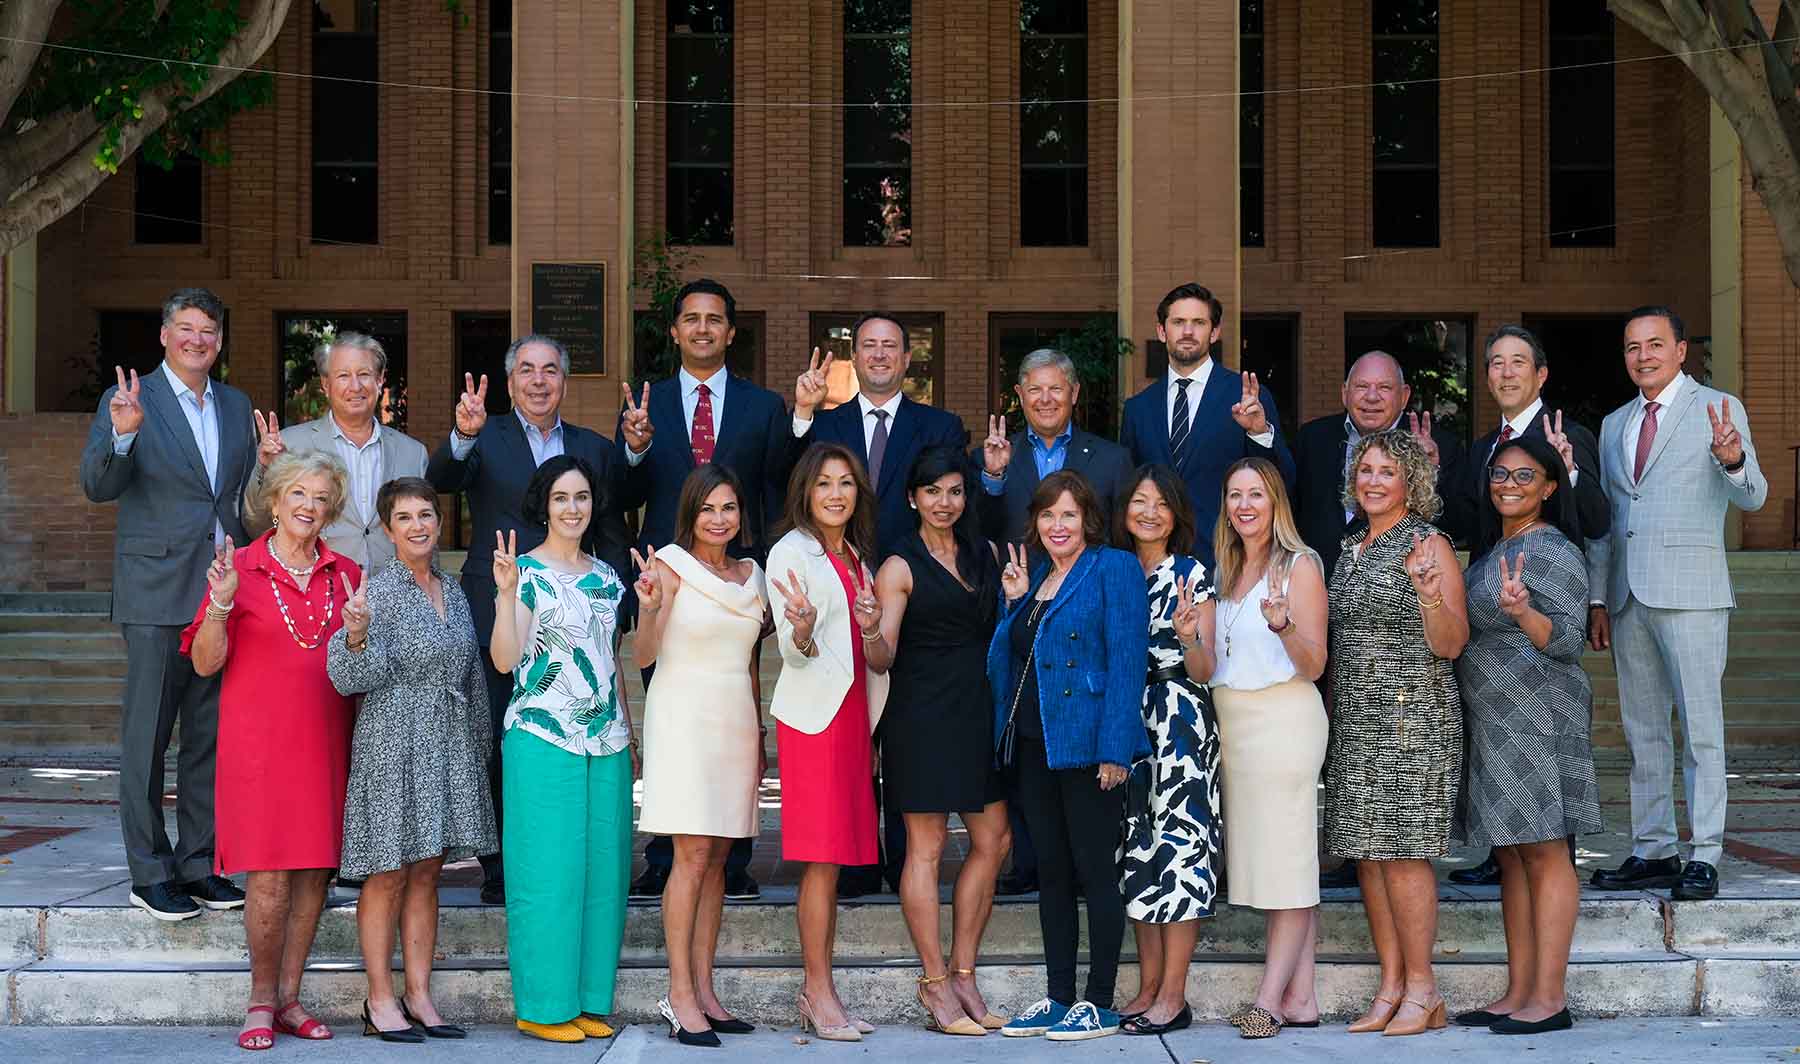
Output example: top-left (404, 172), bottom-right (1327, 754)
top-left (1451, 435), bottom-right (1599, 1036)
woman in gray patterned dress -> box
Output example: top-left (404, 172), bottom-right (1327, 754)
top-left (1324, 430), bottom-right (1468, 1037)
top-left (1451, 436), bottom-right (1599, 1036)
top-left (328, 477), bottom-right (496, 1039)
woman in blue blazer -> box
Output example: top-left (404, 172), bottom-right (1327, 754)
top-left (987, 469), bottom-right (1150, 1042)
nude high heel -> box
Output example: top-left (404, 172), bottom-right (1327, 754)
top-left (1382, 996), bottom-right (1447, 1037)
top-left (796, 991), bottom-right (862, 1042)
top-left (952, 968), bottom-right (1007, 1029)
top-left (917, 974), bottom-right (986, 1036)
top-left (1347, 995), bottom-right (1401, 1033)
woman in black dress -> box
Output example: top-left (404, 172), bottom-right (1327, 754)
top-left (870, 446), bottom-right (1009, 1037)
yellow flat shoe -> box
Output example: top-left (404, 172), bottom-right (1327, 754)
top-left (571, 1015), bottom-right (615, 1038)
top-left (515, 1019), bottom-right (586, 1042)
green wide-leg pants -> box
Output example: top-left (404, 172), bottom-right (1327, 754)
top-left (501, 728), bottom-right (632, 1024)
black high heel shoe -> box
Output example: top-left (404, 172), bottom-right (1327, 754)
top-left (361, 1000), bottom-right (425, 1044)
top-left (658, 998), bottom-right (721, 1047)
top-left (401, 999), bottom-right (467, 1039)
top-left (703, 1013), bottom-right (755, 1035)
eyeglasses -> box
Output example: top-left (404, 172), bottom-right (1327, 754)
top-left (1488, 465), bottom-right (1540, 486)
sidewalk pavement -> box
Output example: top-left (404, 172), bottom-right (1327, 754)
top-left (3, 1018), bottom-right (1800, 1063)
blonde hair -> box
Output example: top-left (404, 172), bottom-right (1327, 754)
top-left (259, 450), bottom-right (350, 528)
top-left (1340, 428), bottom-right (1442, 521)
top-left (1213, 457), bottom-right (1317, 600)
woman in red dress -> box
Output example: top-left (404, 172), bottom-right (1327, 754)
top-left (185, 450), bottom-right (359, 1052)
top-left (767, 443), bottom-right (891, 1042)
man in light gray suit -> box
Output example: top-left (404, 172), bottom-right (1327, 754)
top-left (1585, 305), bottom-right (1767, 901)
top-left (79, 288), bottom-right (258, 921)
top-left (242, 332), bottom-right (428, 572)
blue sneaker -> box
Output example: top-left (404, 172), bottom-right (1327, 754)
top-left (1045, 1000), bottom-right (1121, 1041)
top-left (1000, 998), bottom-right (1069, 1037)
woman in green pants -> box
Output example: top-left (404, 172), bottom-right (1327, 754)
top-left (489, 454), bottom-right (636, 1044)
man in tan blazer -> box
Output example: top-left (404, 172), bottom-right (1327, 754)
top-left (244, 332), bottom-right (429, 572)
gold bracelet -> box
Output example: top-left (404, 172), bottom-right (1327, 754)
top-left (1419, 595), bottom-right (1444, 610)
top-left (794, 635), bottom-right (814, 654)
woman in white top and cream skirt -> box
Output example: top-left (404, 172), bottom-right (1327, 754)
top-left (1208, 458), bottom-right (1330, 1040)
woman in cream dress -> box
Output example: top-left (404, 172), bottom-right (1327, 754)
top-left (635, 465), bottom-right (768, 1046)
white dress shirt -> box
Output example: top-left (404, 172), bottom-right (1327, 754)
top-left (329, 416), bottom-right (384, 524)
top-left (1489, 397), bottom-right (1577, 485)
top-left (114, 362), bottom-right (224, 543)
top-left (448, 410), bottom-right (565, 467)
top-left (1622, 373), bottom-right (1749, 488)
top-left (625, 367), bottom-right (727, 465)
top-left (791, 390), bottom-right (904, 452)
top-left (1167, 360), bottom-right (1276, 449)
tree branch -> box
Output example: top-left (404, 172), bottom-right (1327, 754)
top-left (0, 108), bottom-right (100, 199)
top-left (0, 1), bottom-right (61, 123)
top-left (1609, 0), bottom-right (1689, 56)
top-left (0, 121), bottom-right (114, 250)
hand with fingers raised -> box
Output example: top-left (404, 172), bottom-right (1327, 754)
top-left (769, 569), bottom-right (818, 651)
top-left (108, 367), bottom-right (145, 436)
top-left (253, 409), bottom-right (286, 468)
top-left (492, 529), bottom-right (520, 595)
top-left (982, 414), bottom-right (1012, 477)
top-left (1259, 565), bottom-right (1292, 631)
top-left (620, 381), bottom-right (655, 453)
top-left (1706, 398), bottom-right (1745, 467)
top-left (852, 564), bottom-right (883, 640)
top-left (339, 570), bottom-right (371, 646)
top-left (630, 545), bottom-right (663, 613)
top-left (207, 535), bottom-right (240, 607)
top-left (1405, 530), bottom-right (1444, 602)
top-left (456, 373), bottom-right (490, 438)
top-left (1171, 573), bottom-right (1205, 647)
top-left (1407, 410), bottom-right (1442, 468)
top-left (794, 347), bottom-right (835, 419)
top-left (1000, 542), bottom-right (1031, 603)
top-left (1540, 410), bottom-right (1577, 477)
top-left (1231, 371), bottom-right (1270, 435)
top-left (1496, 551), bottom-right (1531, 620)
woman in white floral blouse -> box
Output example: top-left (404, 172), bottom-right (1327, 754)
top-left (489, 455), bottom-right (635, 1044)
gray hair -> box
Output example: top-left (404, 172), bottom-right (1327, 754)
top-left (258, 450), bottom-right (350, 529)
top-left (1482, 324), bottom-right (1547, 371)
top-left (1017, 347), bottom-right (1076, 387)
top-left (161, 287), bottom-right (225, 329)
top-left (504, 334), bottom-right (571, 375)
top-left (1345, 349), bottom-right (1407, 386)
top-left (313, 331), bottom-right (388, 377)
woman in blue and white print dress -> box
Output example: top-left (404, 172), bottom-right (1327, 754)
top-left (1113, 465), bottom-right (1221, 1036)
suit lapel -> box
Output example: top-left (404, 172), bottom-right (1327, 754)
top-left (1010, 430), bottom-right (1042, 497)
top-left (713, 373), bottom-right (747, 461)
top-left (211, 387), bottom-right (248, 498)
top-left (141, 370), bottom-right (213, 492)
top-left (1640, 384), bottom-right (1698, 482)
top-left (652, 380), bottom-right (696, 472)
top-left (880, 400), bottom-right (922, 498)
top-left (1063, 429), bottom-right (1101, 479)
top-left (1038, 549), bottom-right (1098, 627)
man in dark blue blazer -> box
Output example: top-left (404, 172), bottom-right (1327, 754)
top-left (616, 278), bottom-right (801, 903)
top-left (791, 312), bottom-right (970, 559)
top-left (1119, 283), bottom-right (1296, 570)
top-left (427, 334), bottom-right (636, 905)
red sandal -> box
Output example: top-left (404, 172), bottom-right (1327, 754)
top-left (238, 1003), bottom-right (276, 1051)
top-left (274, 1001), bottom-right (333, 1040)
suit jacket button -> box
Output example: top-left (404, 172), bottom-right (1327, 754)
top-left (1063, 688), bottom-right (1072, 697)
top-left (1627, 530), bottom-right (1634, 538)
top-left (1067, 660), bottom-right (1076, 667)
top-left (1069, 631), bottom-right (1079, 639)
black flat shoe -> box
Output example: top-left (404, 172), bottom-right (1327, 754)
top-left (994, 872), bottom-right (1038, 896)
top-left (704, 1014), bottom-right (754, 1035)
top-left (1283, 1018), bottom-right (1320, 1028)
top-left (362, 1001), bottom-right (425, 1043)
top-left (1455, 1008), bottom-right (1511, 1027)
top-left (629, 865), bottom-right (669, 901)
top-left (480, 878), bottom-right (506, 905)
top-left (1121, 1005), bottom-right (1191, 1035)
top-left (1671, 861), bottom-right (1719, 901)
top-left (1448, 853), bottom-right (1502, 886)
top-left (401, 1000), bottom-right (467, 1039)
top-left (1319, 860), bottom-right (1360, 890)
top-left (1489, 1009), bottom-right (1572, 1034)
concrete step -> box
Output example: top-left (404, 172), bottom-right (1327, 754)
top-left (0, 612), bottom-right (116, 634)
top-left (0, 632), bottom-right (125, 657)
top-left (0, 656), bottom-right (130, 680)
top-left (0, 721), bottom-right (119, 753)
top-left (0, 677), bottom-right (126, 702)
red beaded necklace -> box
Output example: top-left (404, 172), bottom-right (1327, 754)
top-left (267, 570), bottom-right (334, 650)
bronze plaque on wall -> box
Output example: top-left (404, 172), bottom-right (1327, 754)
top-left (530, 262), bottom-right (607, 376)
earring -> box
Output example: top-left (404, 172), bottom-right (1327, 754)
top-left (272, 514), bottom-right (280, 528)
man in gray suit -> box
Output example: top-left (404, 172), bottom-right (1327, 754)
top-left (1585, 305), bottom-right (1767, 901)
top-left (242, 332), bottom-right (428, 572)
top-left (79, 288), bottom-right (258, 921)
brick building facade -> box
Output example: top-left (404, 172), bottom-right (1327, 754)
top-left (2, 0), bottom-right (1795, 591)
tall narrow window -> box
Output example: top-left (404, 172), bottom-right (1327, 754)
top-left (844, 1), bottom-right (912, 246)
top-left (489, 0), bottom-right (512, 245)
top-left (1240, 1), bottom-right (1265, 248)
top-left (1548, 3), bottom-right (1614, 246)
top-left (1020, 0), bottom-right (1087, 246)
top-left (1371, 0), bottom-right (1437, 247)
top-left (135, 153), bottom-right (203, 244)
top-left (667, 1), bottom-right (734, 245)
top-left (312, 0), bottom-right (379, 245)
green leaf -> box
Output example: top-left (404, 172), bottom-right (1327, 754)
top-left (517, 707), bottom-right (566, 739)
top-left (530, 660), bottom-right (563, 695)
top-left (570, 645), bottom-right (600, 693)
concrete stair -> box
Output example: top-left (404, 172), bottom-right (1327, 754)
top-left (4, 893), bottom-right (1799, 1025)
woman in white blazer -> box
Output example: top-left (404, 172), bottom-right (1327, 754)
top-left (767, 442), bottom-right (891, 1042)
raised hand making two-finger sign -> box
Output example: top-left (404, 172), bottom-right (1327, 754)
top-left (794, 348), bottom-right (835, 419)
top-left (1538, 409), bottom-right (1577, 477)
top-left (619, 381), bottom-right (655, 453)
top-left (252, 409), bottom-right (286, 468)
top-left (455, 373), bottom-right (490, 438)
top-left (492, 529), bottom-right (520, 594)
top-left (1171, 574), bottom-right (1204, 645)
top-left (1407, 410), bottom-right (1442, 468)
top-left (769, 568), bottom-right (818, 649)
top-left (1231, 371), bottom-right (1270, 435)
top-left (1706, 399), bottom-right (1745, 467)
top-left (982, 414), bottom-right (1013, 477)
top-left (1259, 562), bottom-right (1292, 630)
top-left (339, 571), bottom-right (371, 643)
top-left (1000, 543), bottom-right (1031, 603)
top-left (630, 545), bottom-right (664, 613)
top-left (206, 535), bottom-right (239, 605)
top-left (1496, 551), bottom-right (1531, 619)
top-left (852, 563), bottom-right (882, 638)
top-left (108, 367), bottom-right (145, 436)
top-left (1405, 530), bottom-right (1444, 601)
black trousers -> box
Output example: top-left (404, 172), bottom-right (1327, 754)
top-left (638, 663), bottom-right (752, 875)
top-left (1013, 733), bottom-right (1126, 1009)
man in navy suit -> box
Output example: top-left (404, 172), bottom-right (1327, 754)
top-left (616, 278), bottom-right (800, 903)
top-left (427, 334), bottom-right (635, 905)
top-left (1119, 283), bottom-right (1296, 569)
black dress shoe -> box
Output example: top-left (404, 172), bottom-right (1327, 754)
top-left (1671, 861), bottom-right (1719, 900)
top-left (836, 869), bottom-right (881, 899)
top-left (1121, 1004), bottom-right (1192, 1035)
top-left (336, 875), bottom-right (365, 891)
top-left (1454, 1008), bottom-right (1511, 1027)
top-left (1589, 855), bottom-right (1682, 890)
top-left (723, 869), bottom-right (760, 901)
top-left (1489, 1008), bottom-right (1572, 1034)
top-left (179, 874), bottom-right (246, 910)
top-left (129, 881), bottom-right (201, 922)
top-left (362, 1000), bottom-right (425, 1043)
top-left (480, 878), bottom-right (506, 905)
top-left (629, 865), bottom-right (669, 901)
top-left (401, 1000), bottom-right (467, 1038)
top-left (1319, 860), bottom-right (1360, 890)
top-left (995, 872), bottom-right (1039, 896)
top-left (704, 1014), bottom-right (755, 1034)
top-left (1448, 853), bottom-right (1503, 886)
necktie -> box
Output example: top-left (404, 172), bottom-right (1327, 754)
top-left (1632, 400), bottom-right (1659, 482)
top-left (867, 409), bottom-right (890, 492)
top-left (690, 382), bottom-right (716, 465)
top-left (1170, 378), bottom-right (1193, 463)
top-left (1498, 423), bottom-right (1514, 443)
top-left (1489, 422), bottom-right (1513, 464)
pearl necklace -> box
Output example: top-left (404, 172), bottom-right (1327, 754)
top-left (269, 538), bottom-right (320, 578)
top-left (268, 571), bottom-right (334, 650)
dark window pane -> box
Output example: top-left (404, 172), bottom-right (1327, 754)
top-left (313, 0), bottom-right (376, 33)
top-left (1239, 316), bottom-right (1297, 443)
top-left (313, 165), bottom-right (379, 244)
top-left (1372, 168), bottom-right (1437, 248)
top-left (135, 155), bottom-right (203, 244)
top-left (1344, 315), bottom-right (1472, 443)
top-left (844, 168), bottom-right (910, 245)
top-left (1240, 167), bottom-right (1264, 247)
top-left (1519, 314), bottom-right (1634, 433)
top-left (667, 100), bottom-right (734, 164)
top-left (1372, 0), bottom-right (1437, 35)
top-left (1020, 0), bottom-right (1085, 35)
top-left (668, 166), bottom-right (734, 244)
top-left (1021, 37), bottom-right (1086, 104)
top-left (845, 0), bottom-right (908, 35)
top-left (670, 0), bottom-right (732, 34)
top-left (1548, 169), bottom-right (1614, 246)
top-left (489, 164), bottom-right (511, 244)
top-left (1548, 3), bottom-right (1613, 246)
top-left (1548, 0), bottom-right (1610, 36)
top-left (1020, 166), bottom-right (1087, 246)
top-left (1242, 0), bottom-right (1263, 34)
top-left (489, 0), bottom-right (511, 245)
